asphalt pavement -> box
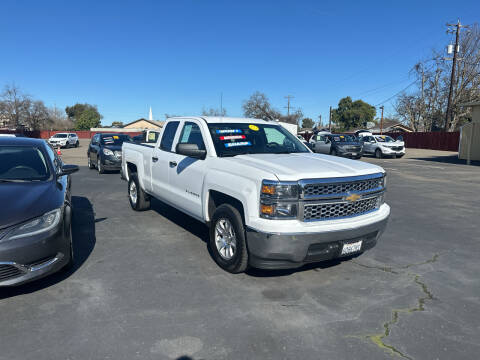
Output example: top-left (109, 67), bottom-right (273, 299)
top-left (0, 142), bottom-right (479, 360)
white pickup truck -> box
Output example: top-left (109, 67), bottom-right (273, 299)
top-left (122, 117), bottom-right (390, 273)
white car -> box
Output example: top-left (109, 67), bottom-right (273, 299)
top-left (360, 134), bottom-right (405, 158)
top-left (48, 133), bottom-right (79, 148)
top-left (122, 117), bottom-right (390, 273)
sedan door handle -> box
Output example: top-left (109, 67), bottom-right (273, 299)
top-left (152, 157), bottom-right (158, 162)
top-left (169, 161), bottom-right (177, 167)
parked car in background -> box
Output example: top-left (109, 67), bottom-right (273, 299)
top-left (359, 134), bottom-right (405, 158)
top-left (296, 134), bottom-right (312, 149)
top-left (48, 133), bottom-right (79, 148)
top-left (0, 137), bottom-right (79, 286)
top-left (122, 117), bottom-right (389, 273)
top-left (313, 134), bottom-right (363, 159)
top-left (87, 133), bottom-right (131, 173)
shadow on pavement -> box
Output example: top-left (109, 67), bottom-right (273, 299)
top-left (411, 155), bottom-right (479, 166)
top-left (0, 196), bottom-right (97, 298)
top-left (150, 198), bottom-right (209, 243)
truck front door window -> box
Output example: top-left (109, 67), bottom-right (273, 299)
top-left (160, 121), bottom-right (180, 151)
top-left (178, 122), bottom-right (205, 150)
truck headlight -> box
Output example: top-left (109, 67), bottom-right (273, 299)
top-left (103, 148), bottom-right (114, 156)
top-left (2, 208), bottom-right (62, 242)
top-left (260, 180), bottom-right (298, 219)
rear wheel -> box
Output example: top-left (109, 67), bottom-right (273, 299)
top-left (128, 173), bottom-right (150, 211)
top-left (209, 204), bottom-right (248, 273)
top-left (375, 149), bottom-right (383, 159)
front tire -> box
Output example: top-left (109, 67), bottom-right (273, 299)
top-left (128, 173), bottom-right (150, 211)
top-left (375, 149), bottom-right (383, 159)
top-left (75, 141), bottom-right (79, 148)
top-left (97, 158), bottom-right (105, 174)
top-left (330, 148), bottom-right (337, 156)
top-left (209, 204), bottom-right (248, 273)
top-left (87, 155), bottom-right (95, 169)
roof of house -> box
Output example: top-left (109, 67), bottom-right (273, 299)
top-left (123, 118), bottom-right (165, 128)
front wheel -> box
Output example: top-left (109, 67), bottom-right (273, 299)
top-left (330, 148), bottom-right (337, 156)
top-left (87, 155), bottom-right (95, 169)
top-left (209, 204), bottom-right (249, 273)
top-left (128, 174), bottom-right (150, 211)
top-left (75, 141), bottom-right (79, 148)
top-left (375, 149), bottom-right (383, 159)
top-left (97, 158), bottom-right (105, 174)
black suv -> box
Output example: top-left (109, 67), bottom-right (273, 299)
top-left (327, 134), bottom-right (363, 159)
top-left (87, 133), bottom-right (131, 173)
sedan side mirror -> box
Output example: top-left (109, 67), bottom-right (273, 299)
top-left (57, 164), bottom-right (79, 176)
top-left (176, 143), bottom-right (207, 160)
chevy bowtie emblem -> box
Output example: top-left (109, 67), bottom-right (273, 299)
top-left (345, 193), bottom-right (361, 202)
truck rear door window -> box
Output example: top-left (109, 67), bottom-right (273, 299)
top-left (160, 121), bottom-right (180, 151)
top-left (178, 122), bottom-right (205, 150)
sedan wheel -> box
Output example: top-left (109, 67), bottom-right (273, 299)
top-left (97, 158), bottom-right (104, 174)
top-left (375, 149), bottom-right (383, 159)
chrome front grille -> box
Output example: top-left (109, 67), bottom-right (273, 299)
top-left (299, 173), bottom-right (385, 221)
top-left (391, 146), bottom-right (403, 151)
top-left (0, 264), bottom-right (25, 281)
top-left (304, 196), bottom-right (380, 221)
top-left (302, 177), bottom-right (383, 198)
top-left (114, 151), bottom-right (122, 158)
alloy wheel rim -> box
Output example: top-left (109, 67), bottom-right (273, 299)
top-left (215, 218), bottom-right (237, 260)
top-left (129, 182), bottom-right (137, 204)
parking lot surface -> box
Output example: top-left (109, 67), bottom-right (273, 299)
top-left (1, 143), bottom-right (479, 360)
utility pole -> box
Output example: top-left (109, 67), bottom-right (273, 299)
top-left (380, 105), bottom-right (384, 135)
top-left (318, 114), bottom-right (322, 128)
top-left (444, 19), bottom-right (468, 131)
top-left (328, 106), bottom-right (332, 131)
top-left (284, 95), bottom-right (294, 116)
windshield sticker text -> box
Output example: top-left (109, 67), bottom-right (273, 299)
top-left (216, 129), bottom-right (242, 134)
top-left (224, 141), bottom-right (252, 148)
top-left (219, 135), bottom-right (246, 140)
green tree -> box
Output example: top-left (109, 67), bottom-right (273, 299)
top-left (65, 103), bottom-right (103, 130)
top-left (75, 108), bottom-right (102, 130)
top-left (332, 97), bottom-right (376, 130)
top-left (301, 117), bottom-right (314, 129)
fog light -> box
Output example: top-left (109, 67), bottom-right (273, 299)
top-left (261, 204), bottom-right (274, 215)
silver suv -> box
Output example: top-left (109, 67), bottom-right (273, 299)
top-left (48, 133), bottom-right (79, 148)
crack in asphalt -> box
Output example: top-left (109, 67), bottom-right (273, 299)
top-left (351, 254), bottom-right (439, 359)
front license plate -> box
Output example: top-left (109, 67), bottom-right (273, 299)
top-left (351, 152), bottom-right (357, 156)
top-left (341, 240), bottom-right (362, 255)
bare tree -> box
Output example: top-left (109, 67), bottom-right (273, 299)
top-left (396, 24), bottom-right (480, 131)
top-left (201, 107), bottom-right (227, 117)
top-left (0, 84), bottom-right (31, 128)
top-left (24, 100), bottom-right (53, 130)
top-left (242, 92), bottom-right (281, 121)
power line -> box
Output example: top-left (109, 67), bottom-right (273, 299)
top-left (374, 80), bottom-right (417, 107)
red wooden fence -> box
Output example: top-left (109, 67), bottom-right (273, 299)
top-left (1, 128), bottom-right (460, 151)
top-left (0, 129), bottom-right (142, 139)
top-left (381, 131), bottom-right (460, 152)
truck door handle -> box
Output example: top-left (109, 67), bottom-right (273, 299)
top-left (169, 161), bottom-right (177, 167)
top-left (152, 157), bottom-right (158, 162)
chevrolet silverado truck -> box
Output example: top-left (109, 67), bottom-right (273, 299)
top-left (122, 117), bottom-right (390, 273)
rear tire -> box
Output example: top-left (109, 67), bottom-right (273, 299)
top-left (375, 149), bottom-right (383, 159)
top-left (128, 173), bottom-right (150, 211)
top-left (209, 204), bottom-right (249, 273)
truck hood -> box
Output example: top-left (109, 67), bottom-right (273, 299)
top-left (227, 153), bottom-right (384, 181)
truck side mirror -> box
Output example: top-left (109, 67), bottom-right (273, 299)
top-left (176, 143), bottom-right (207, 160)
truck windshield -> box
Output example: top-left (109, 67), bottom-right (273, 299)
top-left (208, 123), bottom-right (310, 157)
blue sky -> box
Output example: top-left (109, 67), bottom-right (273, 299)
top-left (1, 0), bottom-right (479, 126)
